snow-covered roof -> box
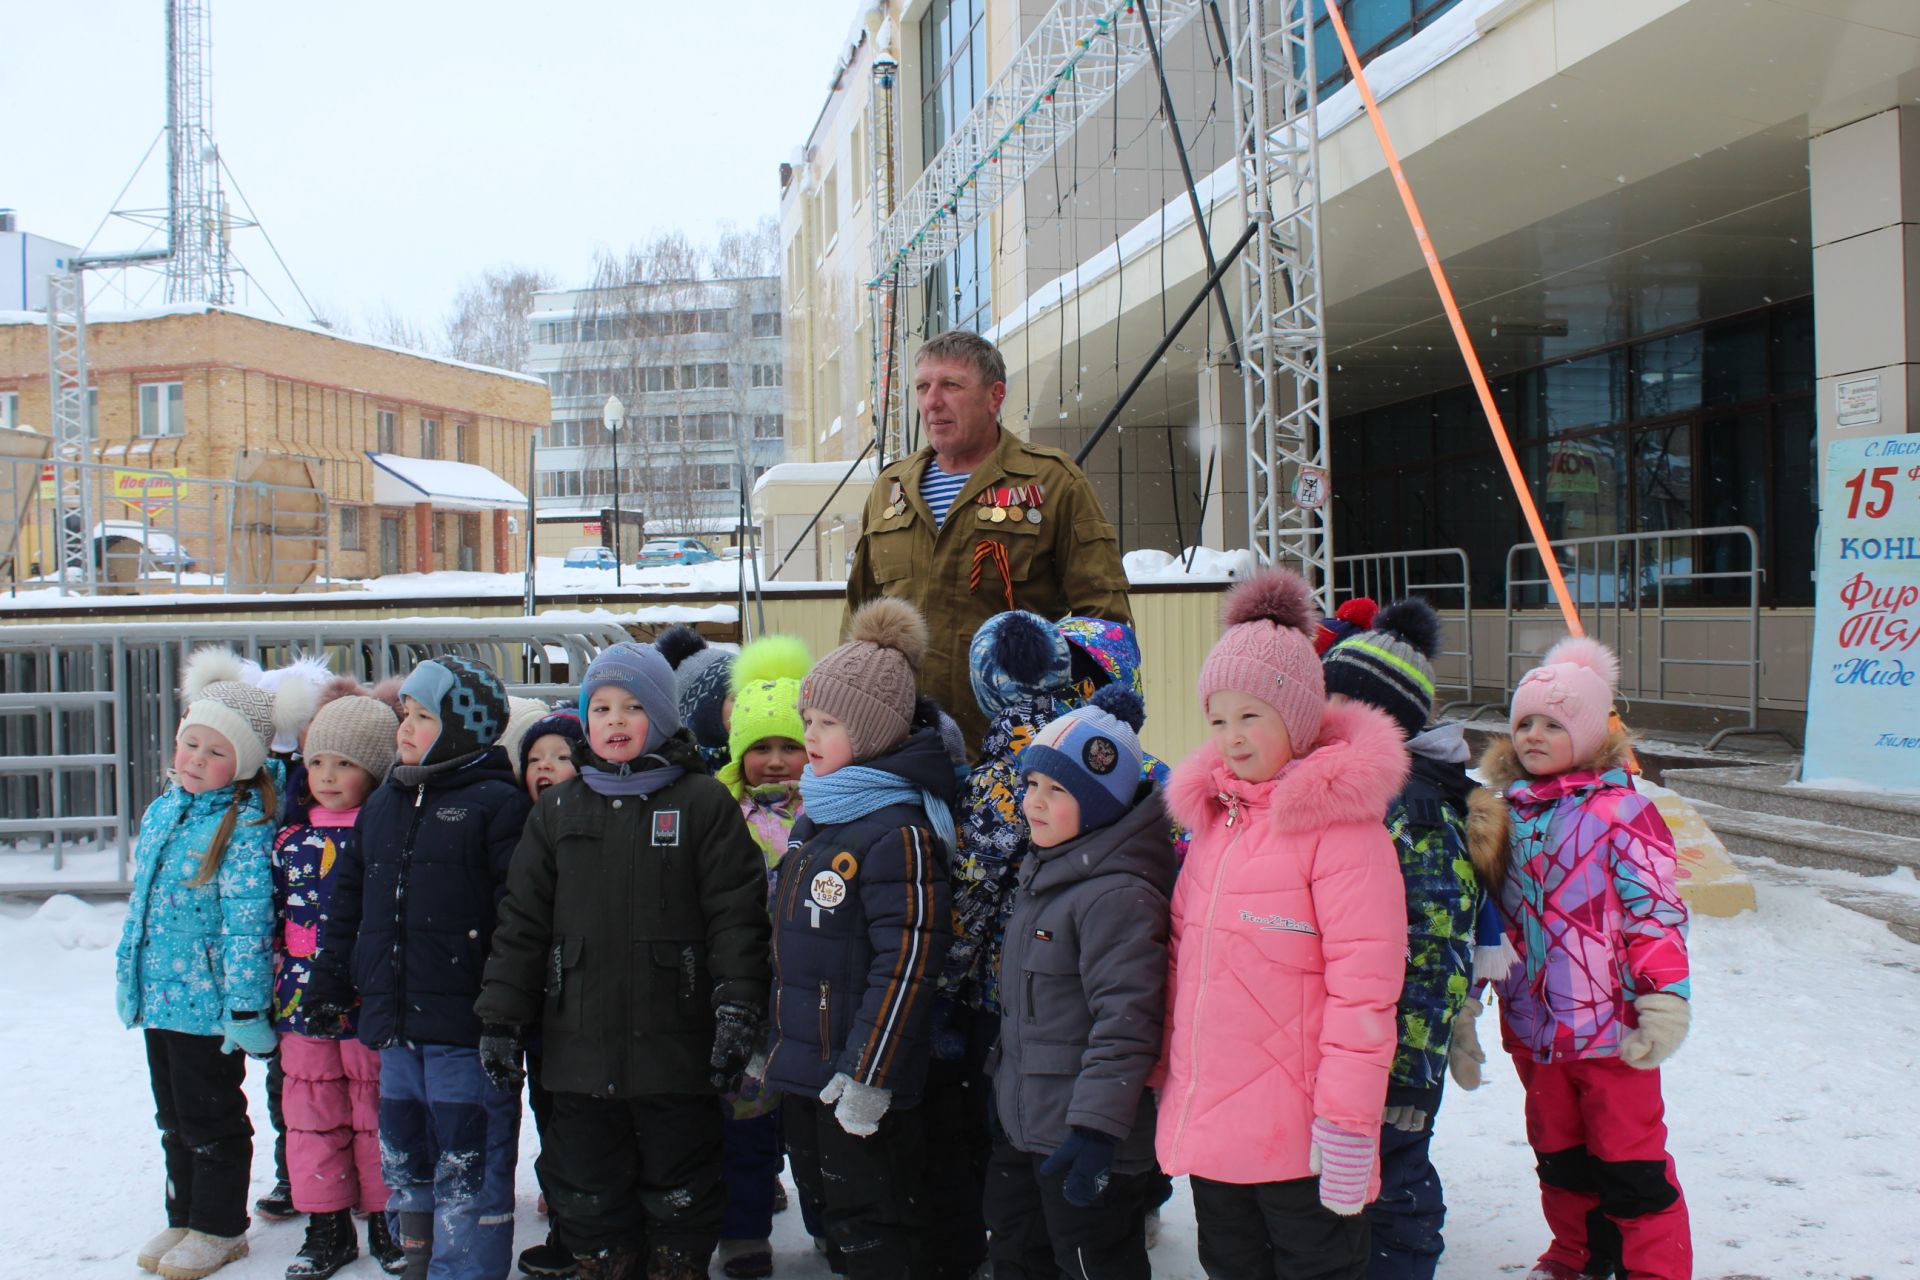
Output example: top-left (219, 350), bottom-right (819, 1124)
top-left (0, 303), bottom-right (549, 387)
top-left (367, 452), bottom-right (527, 511)
top-left (753, 457), bottom-right (878, 495)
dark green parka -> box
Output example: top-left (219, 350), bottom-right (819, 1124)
top-left (476, 733), bottom-right (771, 1098)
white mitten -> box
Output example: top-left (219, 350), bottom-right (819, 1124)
top-left (1447, 997), bottom-right (1486, 1091)
top-left (819, 1071), bottom-right (892, 1137)
top-left (1620, 992), bottom-right (1689, 1070)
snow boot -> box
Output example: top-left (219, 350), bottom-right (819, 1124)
top-left (1144, 1206), bottom-right (1162, 1250)
top-left (286, 1209), bottom-right (358, 1280)
top-left (770, 1181), bottom-right (789, 1214)
top-left (254, 1180), bottom-right (298, 1222)
top-left (719, 1237), bottom-right (773, 1278)
top-left (155, 1230), bottom-right (249, 1280)
top-left (518, 1228), bottom-right (578, 1277)
top-left (396, 1210), bottom-right (434, 1280)
top-left (643, 1243), bottom-right (707, 1280)
top-left (572, 1246), bottom-right (641, 1280)
top-left (366, 1212), bottom-right (407, 1276)
top-left (137, 1227), bottom-right (189, 1273)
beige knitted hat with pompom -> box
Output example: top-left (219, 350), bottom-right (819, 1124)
top-left (799, 597), bottom-right (928, 762)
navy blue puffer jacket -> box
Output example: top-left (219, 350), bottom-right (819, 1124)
top-left (310, 747), bottom-right (531, 1049)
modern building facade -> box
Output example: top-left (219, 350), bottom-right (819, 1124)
top-left (525, 276), bottom-right (787, 533)
top-left (777, 0), bottom-right (1920, 723)
top-left (0, 304), bottom-right (546, 586)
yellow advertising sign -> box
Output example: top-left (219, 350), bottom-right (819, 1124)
top-left (113, 468), bottom-right (191, 507)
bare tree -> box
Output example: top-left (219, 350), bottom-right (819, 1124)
top-left (709, 216), bottom-right (780, 279)
top-left (365, 303), bottom-right (432, 353)
top-left (443, 265), bottom-right (557, 372)
top-left (307, 297), bottom-right (359, 336)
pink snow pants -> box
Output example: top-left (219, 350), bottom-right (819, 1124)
top-left (282, 1032), bottom-right (389, 1214)
top-left (1511, 1053), bottom-right (1691, 1280)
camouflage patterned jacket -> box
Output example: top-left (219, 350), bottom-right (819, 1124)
top-left (1386, 724), bottom-right (1482, 1099)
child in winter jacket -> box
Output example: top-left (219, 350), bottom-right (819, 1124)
top-left (476, 642), bottom-right (771, 1280)
top-left (765, 598), bottom-right (957, 1280)
top-left (1321, 600), bottom-right (1482, 1280)
top-left (656, 623), bottom-right (738, 773)
top-left (304, 655), bottom-right (531, 1280)
top-left (1158, 569), bottom-right (1409, 1280)
top-left (1462, 637), bottom-right (1692, 1280)
top-left (984, 685), bottom-right (1174, 1280)
top-left (710, 635), bottom-right (813, 1279)
top-left (117, 647), bottom-right (313, 1280)
top-left (270, 692), bottom-right (402, 1279)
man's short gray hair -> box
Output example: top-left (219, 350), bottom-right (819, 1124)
top-left (913, 329), bottom-right (1007, 388)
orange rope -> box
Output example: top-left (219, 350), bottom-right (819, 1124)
top-left (1323, 3), bottom-right (1583, 638)
top-left (970, 539), bottom-right (1016, 610)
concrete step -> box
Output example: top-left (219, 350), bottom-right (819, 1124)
top-left (1684, 796), bottom-right (1920, 879)
top-left (1740, 859), bottom-right (1920, 947)
top-left (1663, 764), bottom-right (1920, 840)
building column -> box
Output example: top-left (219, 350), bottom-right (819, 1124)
top-left (1811, 106), bottom-right (1920, 471)
top-left (1197, 357), bottom-right (1249, 553)
top-left (413, 502), bottom-right (433, 575)
top-left (493, 508), bottom-right (510, 573)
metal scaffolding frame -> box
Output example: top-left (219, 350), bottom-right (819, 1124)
top-left (1224, 0), bottom-right (1332, 607)
top-left (867, 34), bottom-right (908, 465)
top-left (163, 0), bottom-right (231, 305)
top-left (45, 274), bottom-right (97, 592)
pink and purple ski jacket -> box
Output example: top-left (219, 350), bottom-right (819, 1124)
top-left (1476, 738), bottom-right (1690, 1063)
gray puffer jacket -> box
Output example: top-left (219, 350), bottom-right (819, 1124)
top-left (987, 787), bottom-right (1175, 1173)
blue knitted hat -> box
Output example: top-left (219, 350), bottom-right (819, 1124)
top-left (400, 655), bottom-right (508, 765)
top-left (1016, 684), bottom-right (1147, 833)
top-left (969, 611), bottom-right (1074, 717)
top-left (580, 642), bottom-right (680, 755)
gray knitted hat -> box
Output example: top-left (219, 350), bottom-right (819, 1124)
top-left (177, 646), bottom-right (315, 782)
top-left (304, 695), bottom-right (400, 783)
top-left (799, 598), bottom-right (928, 762)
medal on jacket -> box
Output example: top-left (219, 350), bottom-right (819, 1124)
top-left (887, 480), bottom-right (906, 520)
top-left (1025, 483), bottom-right (1045, 525)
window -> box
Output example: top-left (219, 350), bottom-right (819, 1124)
top-left (921, 0), bottom-right (987, 162)
top-left (455, 422), bottom-right (473, 463)
top-left (432, 513), bottom-right (447, 553)
top-left (645, 412), bottom-right (734, 443)
top-left (752, 413), bottom-right (785, 440)
top-left (751, 364), bottom-right (783, 389)
top-left (541, 421), bottom-right (584, 449)
top-left (138, 382), bottom-right (184, 437)
top-left (339, 506), bottom-right (364, 551)
top-left (927, 221), bottom-right (991, 335)
top-left (751, 312), bottom-right (781, 337)
top-left (420, 418), bottom-right (440, 458)
top-left (1309, 2), bottom-right (1466, 96)
top-left (377, 409), bottom-right (398, 453)
top-left (0, 391), bottom-right (17, 430)
top-left (680, 363), bottom-right (729, 390)
top-left (643, 365), bottom-right (679, 393)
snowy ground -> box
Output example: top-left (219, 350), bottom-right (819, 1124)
top-left (6, 880), bottom-right (1916, 1279)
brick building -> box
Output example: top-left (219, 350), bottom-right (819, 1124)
top-left (0, 304), bottom-right (547, 583)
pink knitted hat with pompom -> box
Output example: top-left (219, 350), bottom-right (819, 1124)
top-left (1197, 568), bottom-right (1327, 751)
top-left (1509, 635), bottom-right (1619, 763)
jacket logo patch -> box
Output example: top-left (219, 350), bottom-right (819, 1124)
top-left (1082, 737), bottom-right (1118, 774)
top-left (1033, 928), bottom-right (1053, 942)
top-left (652, 811), bottom-right (680, 846)
top-left (830, 851), bottom-right (859, 879)
top-left (1239, 910), bottom-right (1317, 936)
top-left (434, 806), bottom-right (468, 823)
top-left (810, 870), bottom-right (847, 910)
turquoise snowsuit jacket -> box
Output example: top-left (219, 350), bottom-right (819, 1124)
top-left (115, 765), bottom-right (281, 1036)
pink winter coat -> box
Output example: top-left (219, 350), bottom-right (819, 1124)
top-left (1157, 699), bottom-right (1409, 1188)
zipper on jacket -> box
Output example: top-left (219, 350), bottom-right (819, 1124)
top-left (391, 785), bottom-right (428, 1041)
top-left (130, 802), bottom-right (197, 1013)
top-left (764, 835), bottom-right (813, 1072)
top-left (1025, 970), bottom-right (1036, 1023)
top-left (817, 980), bottom-right (832, 1060)
top-left (1170, 814), bottom-right (1249, 1165)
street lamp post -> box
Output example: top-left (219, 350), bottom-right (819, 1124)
top-left (604, 394), bottom-right (625, 587)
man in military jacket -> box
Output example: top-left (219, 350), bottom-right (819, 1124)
top-left (845, 329), bottom-right (1133, 756)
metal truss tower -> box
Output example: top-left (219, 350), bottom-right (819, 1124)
top-left (1223, 0), bottom-right (1332, 606)
top-left (46, 274), bottom-right (96, 590)
top-left (164, 0), bottom-right (231, 304)
top-left (867, 25), bottom-right (907, 465)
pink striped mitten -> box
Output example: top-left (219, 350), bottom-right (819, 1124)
top-left (1309, 1117), bottom-right (1375, 1216)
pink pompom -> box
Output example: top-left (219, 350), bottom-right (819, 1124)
top-left (1220, 568), bottom-right (1320, 638)
top-left (1541, 635), bottom-right (1620, 691)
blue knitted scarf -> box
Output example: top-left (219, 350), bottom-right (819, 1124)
top-left (799, 763), bottom-right (956, 856)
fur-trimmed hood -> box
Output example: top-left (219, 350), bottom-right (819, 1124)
top-left (1468, 727), bottom-right (1637, 891)
top-left (1167, 698), bottom-right (1409, 835)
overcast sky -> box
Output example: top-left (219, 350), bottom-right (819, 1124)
top-left (4, 0), bottom-right (854, 333)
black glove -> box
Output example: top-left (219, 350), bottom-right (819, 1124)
top-left (478, 1024), bottom-right (526, 1092)
top-left (303, 1000), bottom-right (351, 1039)
top-left (708, 1003), bottom-right (763, 1091)
top-left (1039, 1128), bottom-right (1117, 1208)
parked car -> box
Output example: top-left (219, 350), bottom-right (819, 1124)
top-left (562, 545), bottom-right (618, 569)
top-left (91, 521), bottom-right (196, 573)
top-left (637, 537), bottom-right (717, 568)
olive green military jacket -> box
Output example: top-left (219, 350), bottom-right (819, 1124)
top-left (844, 427), bottom-right (1133, 754)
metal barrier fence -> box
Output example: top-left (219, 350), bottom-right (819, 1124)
top-left (1502, 525), bottom-right (1771, 749)
top-left (0, 453), bottom-right (332, 596)
top-left (0, 617), bottom-right (634, 891)
top-left (1332, 547), bottom-right (1480, 714)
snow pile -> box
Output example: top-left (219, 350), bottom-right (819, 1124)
top-left (25, 893), bottom-right (125, 951)
top-left (1123, 547), bottom-right (1256, 583)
